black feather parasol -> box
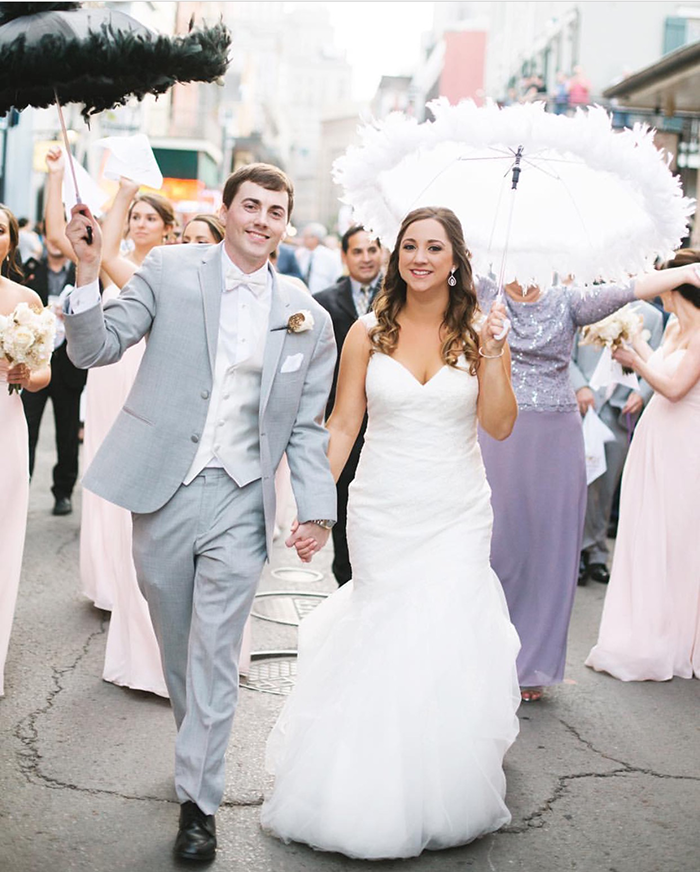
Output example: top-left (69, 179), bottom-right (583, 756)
top-left (0, 1), bottom-right (231, 119)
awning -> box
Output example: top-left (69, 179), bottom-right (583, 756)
top-left (603, 40), bottom-right (700, 115)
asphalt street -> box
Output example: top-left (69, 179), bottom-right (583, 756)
top-left (1, 417), bottom-right (698, 872)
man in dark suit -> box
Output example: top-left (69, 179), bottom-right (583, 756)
top-left (315, 225), bottom-right (383, 585)
top-left (22, 243), bottom-right (86, 515)
top-left (274, 241), bottom-right (304, 280)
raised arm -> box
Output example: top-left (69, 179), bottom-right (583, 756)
top-left (476, 301), bottom-right (517, 440)
top-left (633, 263), bottom-right (700, 301)
top-left (64, 204), bottom-right (156, 368)
top-left (614, 330), bottom-right (700, 402)
top-left (44, 147), bottom-right (76, 263)
top-left (101, 177), bottom-right (140, 289)
top-left (325, 319), bottom-right (371, 481)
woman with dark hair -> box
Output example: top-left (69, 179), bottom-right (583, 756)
top-left (181, 213), bottom-right (224, 244)
top-left (262, 207), bottom-right (521, 859)
top-left (0, 204), bottom-right (51, 696)
top-left (586, 250), bottom-right (700, 681)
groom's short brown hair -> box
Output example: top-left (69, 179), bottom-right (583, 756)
top-left (222, 163), bottom-right (294, 218)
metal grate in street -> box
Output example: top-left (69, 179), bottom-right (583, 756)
top-left (250, 590), bottom-right (328, 626)
top-left (241, 650), bottom-right (298, 695)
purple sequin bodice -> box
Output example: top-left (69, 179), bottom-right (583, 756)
top-left (477, 277), bottom-right (636, 412)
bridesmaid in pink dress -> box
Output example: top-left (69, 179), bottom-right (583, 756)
top-left (586, 250), bottom-right (700, 681)
top-left (44, 159), bottom-right (176, 695)
top-left (0, 205), bottom-right (51, 696)
top-left (81, 177), bottom-right (177, 695)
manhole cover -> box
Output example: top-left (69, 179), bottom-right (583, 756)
top-left (270, 567), bottom-right (324, 583)
top-left (251, 591), bottom-right (328, 626)
top-left (241, 650), bottom-right (297, 695)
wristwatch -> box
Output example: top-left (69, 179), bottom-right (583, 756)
top-left (309, 519), bottom-right (335, 530)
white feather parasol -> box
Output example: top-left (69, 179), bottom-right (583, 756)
top-left (333, 99), bottom-right (695, 288)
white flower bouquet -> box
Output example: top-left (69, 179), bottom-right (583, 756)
top-left (0, 301), bottom-right (55, 394)
top-left (580, 305), bottom-right (649, 374)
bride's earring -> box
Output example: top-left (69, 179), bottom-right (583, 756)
top-left (448, 268), bottom-right (457, 287)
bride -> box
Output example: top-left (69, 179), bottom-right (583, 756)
top-left (261, 207), bottom-right (521, 860)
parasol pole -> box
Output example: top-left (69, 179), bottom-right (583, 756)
top-left (492, 145), bottom-right (524, 340)
top-left (53, 90), bottom-right (92, 244)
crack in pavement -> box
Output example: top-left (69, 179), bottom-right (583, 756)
top-left (503, 715), bottom-right (699, 835)
top-left (17, 630), bottom-right (696, 820)
top-left (54, 526), bottom-right (80, 560)
top-left (11, 612), bottom-right (265, 807)
top-left (13, 613), bottom-right (108, 793)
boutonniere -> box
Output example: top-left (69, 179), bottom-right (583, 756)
top-left (287, 310), bottom-right (314, 334)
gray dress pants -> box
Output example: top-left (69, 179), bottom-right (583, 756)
top-left (132, 469), bottom-right (266, 814)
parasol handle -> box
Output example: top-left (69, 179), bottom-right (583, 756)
top-left (492, 147), bottom-right (524, 341)
top-left (54, 91), bottom-right (92, 245)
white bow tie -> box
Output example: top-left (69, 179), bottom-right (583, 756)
top-left (224, 269), bottom-right (267, 295)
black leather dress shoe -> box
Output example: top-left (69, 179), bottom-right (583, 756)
top-left (174, 801), bottom-right (216, 862)
top-left (52, 496), bottom-right (72, 516)
top-left (587, 563), bottom-right (610, 584)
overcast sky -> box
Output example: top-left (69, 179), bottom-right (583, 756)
top-left (286, 1), bottom-right (436, 101)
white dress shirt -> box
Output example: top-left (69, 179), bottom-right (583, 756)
top-left (184, 249), bottom-right (272, 484)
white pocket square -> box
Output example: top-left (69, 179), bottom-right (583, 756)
top-left (280, 352), bottom-right (304, 374)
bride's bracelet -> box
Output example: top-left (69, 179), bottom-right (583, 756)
top-left (478, 346), bottom-right (504, 359)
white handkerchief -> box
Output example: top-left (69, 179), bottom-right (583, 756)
top-left (281, 353), bottom-right (304, 374)
top-left (582, 407), bottom-right (616, 485)
top-left (61, 159), bottom-right (111, 216)
top-left (589, 346), bottom-right (639, 392)
top-left (95, 134), bottom-right (163, 189)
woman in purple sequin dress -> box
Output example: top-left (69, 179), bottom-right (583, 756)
top-left (476, 268), bottom-right (700, 701)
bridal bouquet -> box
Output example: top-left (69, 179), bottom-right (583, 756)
top-left (580, 305), bottom-right (648, 374)
top-left (0, 302), bottom-right (55, 394)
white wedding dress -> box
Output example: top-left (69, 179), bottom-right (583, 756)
top-left (262, 315), bottom-right (521, 860)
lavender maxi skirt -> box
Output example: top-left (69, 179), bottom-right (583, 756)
top-left (479, 410), bottom-right (586, 687)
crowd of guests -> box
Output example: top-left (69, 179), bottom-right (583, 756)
top-left (1, 164), bottom-right (698, 707)
top-left (1, 154), bottom-right (699, 863)
top-left (505, 65), bottom-right (592, 114)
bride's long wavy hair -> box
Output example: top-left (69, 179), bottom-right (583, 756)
top-left (369, 207), bottom-right (480, 374)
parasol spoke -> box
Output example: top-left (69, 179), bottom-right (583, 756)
top-left (406, 155), bottom-right (465, 213)
top-left (519, 156), bottom-right (564, 181)
top-left (456, 156), bottom-right (514, 161)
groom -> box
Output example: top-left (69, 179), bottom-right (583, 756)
top-left (64, 164), bottom-right (336, 862)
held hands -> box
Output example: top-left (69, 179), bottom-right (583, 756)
top-left (285, 519), bottom-right (331, 564)
top-left (480, 301), bottom-right (510, 356)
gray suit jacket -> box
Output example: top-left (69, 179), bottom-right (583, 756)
top-left (570, 300), bottom-right (664, 418)
top-left (64, 242), bottom-right (337, 553)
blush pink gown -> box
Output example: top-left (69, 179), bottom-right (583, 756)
top-left (0, 366), bottom-right (29, 696)
top-left (80, 285), bottom-right (167, 696)
top-left (586, 348), bottom-right (700, 681)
